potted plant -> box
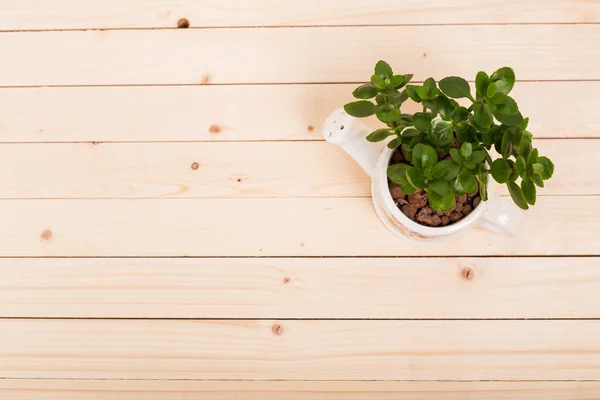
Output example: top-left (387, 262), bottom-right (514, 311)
top-left (323, 61), bottom-right (554, 240)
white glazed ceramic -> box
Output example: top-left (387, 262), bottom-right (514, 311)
top-left (323, 108), bottom-right (525, 242)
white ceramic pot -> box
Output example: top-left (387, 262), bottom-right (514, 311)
top-left (323, 108), bottom-right (525, 242)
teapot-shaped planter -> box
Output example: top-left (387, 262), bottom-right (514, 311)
top-left (323, 108), bottom-right (525, 242)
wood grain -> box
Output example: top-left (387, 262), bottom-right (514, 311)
top-left (1, 25), bottom-right (598, 86)
top-left (3, 319), bottom-right (600, 380)
top-left (0, 139), bottom-right (586, 199)
top-left (1, 380), bottom-right (599, 400)
top-left (1, 0), bottom-right (598, 30)
top-left (2, 257), bottom-right (600, 319)
top-left (0, 82), bottom-right (595, 142)
top-left (1, 196), bottom-right (597, 257)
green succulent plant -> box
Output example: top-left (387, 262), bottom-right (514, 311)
top-left (344, 60), bottom-right (554, 212)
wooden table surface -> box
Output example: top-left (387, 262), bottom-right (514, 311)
top-left (1, 1), bottom-right (599, 399)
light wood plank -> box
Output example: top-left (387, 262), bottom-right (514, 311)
top-left (2, 319), bottom-right (600, 380)
top-left (2, 257), bottom-right (600, 319)
top-left (0, 139), bottom-right (586, 199)
top-left (1, 197), bottom-right (597, 256)
top-left (1, 0), bottom-right (598, 30)
top-left (0, 26), bottom-right (598, 86)
top-left (2, 380), bottom-right (600, 400)
top-left (1, 82), bottom-right (595, 142)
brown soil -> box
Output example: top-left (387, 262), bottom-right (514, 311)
top-left (389, 148), bottom-right (481, 227)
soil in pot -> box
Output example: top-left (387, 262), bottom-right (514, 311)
top-left (388, 148), bottom-right (481, 227)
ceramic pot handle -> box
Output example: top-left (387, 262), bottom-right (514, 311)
top-left (477, 194), bottom-right (526, 236)
top-left (322, 108), bottom-right (384, 178)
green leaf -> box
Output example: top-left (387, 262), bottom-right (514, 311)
top-left (519, 136), bottom-right (532, 158)
top-left (463, 160), bottom-right (477, 170)
top-left (429, 178), bottom-right (450, 196)
top-left (452, 178), bottom-right (467, 196)
top-left (538, 156), bottom-right (554, 179)
top-left (366, 129), bottom-right (394, 142)
top-left (375, 60), bottom-right (393, 79)
top-left (532, 174), bottom-right (545, 187)
top-left (492, 96), bottom-right (523, 126)
top-left (515, 155), bottom-right (527, 178)
top-left (456, 124), bottom-right (476, 143)
top-left (473, 102), bottom-right (493, 128)
top-left (416, 86), bottom-right (428, 101)
top-left (387, 137), bottom-right (400, 149)
top-left (387, 164), bottom-right (409, 185)
top-left (501, 133), bottom-right (513, 159)
top-left (352, 83), bottom-right (379, 99)
top-left (413, 112), bottom-right (432, 131)
top-left (375, 93), bottom-right (385, 105)
top-left (418, 144), bottom-right (438, 169)
top-left (406, 166), bottom-right (426, 190)
top-left (486, 82), bottom-right (497, 98)
top-left (405, 85), bottom-right (421, 102)
top-left (452, 106), bottom-right (469, 122)
top-left (431, 162), bottom-right (447, 179)
top-left (440, 160), bottom-right (460, 180)
top-left (491, 92), bottom-right (509, 104)
top-left (475, 71), bottom-right (490, 98)
top-left (389, 75), bottom-right (407, 89)
top-left (527, 148), bottom-right (539, 166)
top-left (375, 104), bottom-right (400, 123)
top-left (427, 120), bottom-right (455, 147)
top-left (490, 158), bottom-right (511, 183)
top-left (423, 77), bottom-right (438, 98)
top-left (476, 171), bottom-right (489, 201)
top-left (522, 178), bottom-right (536, 205)
top-left (371, 74), bottom-right (386, 89)
top-left (396, 90), bottom-right (409, 105)
top-left (344, 101), bottom-right (375, 118)
top-left (470, 150), bottom-right (486, 164)
top-left (429, 190), bottom-right (456, 212)
top-left (411, 143), bottom-right (424, 169)
top-left (439, 76), bottom-right (473, 100)
top-left (532, 162), bottom-right (544, 175)
top-left (459, 170), bottom-right (478, 194)
top-left (449, 148), bottom-right (463, 165)
top-left (490, 67), bottom-right (516, 95)
top-left (401, 183), bottom-right (418, 195)
top-left (460, 142), bottom-right (473, 159)
top-left (507, 181), bottom-right (529, 210)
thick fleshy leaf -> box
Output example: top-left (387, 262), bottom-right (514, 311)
top-left (475, 71), bottom-right (490, 98)
top-left (538, 156), bottom-right (555, 179)
top-left (449, 148), bottom-right (463, 165)
top-left (371, 74), bottom-right (386, 89)
top-left (452, 178), bottom-right (467, 196)
top-left (427, 120), bottom-right (455, 147)
top-left (439, 76), bottom-right (473, 100)
top-left (532, 162), bottom-right (544, 175)
top-left (516, 155), bottom-right (527, 178)
top-left (431, 162), bottom-right (447, 178)
top-left (490, 67), bottom-right (516, 95)
top-left (375, 60), bottom-right (393, 79)
top-left (429, 190), bottom-right (456, 212)
top-left (375, 104), bottom-right (401, 123)
top-left (405, 85), bottom-right (421, 102)
top-left (476, 171), bottom-right (489, 201)
top-left (344, 101), bottom-right (375, 118)
top-left (459, 170), bottom-right (478, 194)
top-left (406, 166), bottom-right (426, 189)
top-left (387, 137), bottom-right (400, 149)
top-left (460, 142), bottom-right (473, 159)
top-left (401, 183), bottom-right (418, 195)
top-left (366, 129), bottom-right (394, 142)
top-left (417, 144), bottom-right (438, 169)
top-left (413, 112), bottom-right (432, 131)
top-left (490, 158), bottom-right (511, 183)
top-left (532, 174), bottom-right (545, 187)
top-left (507, 181), bottom-right (529, 210)
top-left (473, 102), bottom-right (493, 128)
top-left (522, 178), bottom-right (536, 205)
top-left (429, 178), bottom-right (450, 196)
top-left (387, 164), bottom-right (409, 185)
top-left (389, 75), bottom-right (407, 89)
top-left (440, 159), bottom-right (460, 180)
top-left (352, 83), bottom-right (379, 99)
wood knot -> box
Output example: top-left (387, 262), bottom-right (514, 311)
top-left (461, 267), bottom-right (474, 281)
top-left (40, 229), bottom-right (53, 242)
top-left (177, 18), bottom-right (190, 28)
top-left (201, 74), bottom-right (211, 84)
top-left (191, 162), bottom-right (199, 170)
top-left (283, 277), bottom-right (291, 284)
top-left (422, 51), bottom-right (428, 58)
top-left (307, 125), bottom-right (314, 132)
top-left (209, 124), bottom-right (221, 134)
top-left (271, 323), bottom-right (283, 336)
